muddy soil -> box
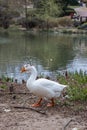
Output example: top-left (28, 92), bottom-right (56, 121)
top-left (0, 83), bottom-right (87, 130)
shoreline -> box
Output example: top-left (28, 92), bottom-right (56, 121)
top-left (1, 25), bottom-right (87, 34)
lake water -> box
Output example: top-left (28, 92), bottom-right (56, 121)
top-left (0, 30), bottom-right (87, 81)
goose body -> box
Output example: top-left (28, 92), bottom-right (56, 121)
top-left (21, 64), bottom-right (68, 107)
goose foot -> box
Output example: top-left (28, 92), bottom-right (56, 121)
top-left (47, 98), bottom-right (54, 107)
top-left (31, 98), bottom-right (42, 107)
top-left (47, 103), bottom-right (54, 107)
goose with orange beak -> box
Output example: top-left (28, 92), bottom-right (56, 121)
top-left (21, 64), bottom-right (68, 107)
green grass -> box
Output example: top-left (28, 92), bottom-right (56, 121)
top-left (58, 71), bottom-right (87, 101)
top-left (1, 75), bottom-right (13, 82)
top-left (0, 72), bottom-right (87, 102)
top-left (0, 85), bottom-right (7, 89)
top-left (0, 76), bottom-right (13, 90)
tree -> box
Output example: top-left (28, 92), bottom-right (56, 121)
top-left (33, 0), bottom-right (78, 18)
top-left (55, 0), bottom-right (78, 10)
top-left (0, 0), bottom-right (10, 28)
top-left (34, 0), bottom-right (64, 19)
top-left (68, 0), bottom-right (79, 5)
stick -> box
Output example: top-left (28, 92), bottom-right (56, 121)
top-left (62, 119), bottom-right (72, 130)
top-left (0, 92), bottom-right (30, 95)
top-left (13, 106), bottom-right (47, 115)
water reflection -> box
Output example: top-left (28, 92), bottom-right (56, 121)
top-left (0, 31), bottom-right (87, 81)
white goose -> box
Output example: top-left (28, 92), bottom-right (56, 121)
top-left (21, 64), bottom-right (68, 107)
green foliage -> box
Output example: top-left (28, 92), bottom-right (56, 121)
top-left (68, 0), bottom-right (79, 5)
top-left (35, 0), bottom-right (64, 19)
top-left (0, 1), bottom-right (10, 29)
top-left (55, 0), bottom-right (78, 7)
top-left (1, 75), bottom-right (13, 82)
top-left (64, 7), bottom-right (75, 15)
top-left (55, 0), bottom-right (68, 10)
top-left (0, 85), bottom-right (7, 89)
top-left (0, 0), bottom-right (79, 28)
top-left (58, 71), bottom-right (87, 101)
top-left (33, 0), bottom-right (78, 19)
top-left (67, 85), bottom-right (87, 101)
top-left (57, 16), bottom-right (73, 26)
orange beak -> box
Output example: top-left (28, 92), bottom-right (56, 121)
top-left (21, 67), bottom-right (26, 73)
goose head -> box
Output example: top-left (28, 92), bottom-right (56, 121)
top-left (21, 64), bottom-right (31, 73)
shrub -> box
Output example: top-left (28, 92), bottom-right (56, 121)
top-left (57, 16), bottom-right (74, 27)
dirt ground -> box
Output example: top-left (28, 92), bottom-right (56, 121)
top-left (0, 82), bottom-right (87, 130)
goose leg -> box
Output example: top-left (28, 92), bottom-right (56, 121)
top-left (32, 98), bottom-right (42, 107)
top-left (47, 98), bottom-right (54, 107)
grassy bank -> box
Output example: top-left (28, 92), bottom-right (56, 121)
top-left (1, 15), bottom-right (87, 34)
top-left (0, 71), bottom-right (87, 102)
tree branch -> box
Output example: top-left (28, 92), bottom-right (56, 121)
top-left (13, 105), bottom-right (47, 115)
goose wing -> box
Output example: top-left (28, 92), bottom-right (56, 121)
top-left (33, 78), bottom-right (67, 91)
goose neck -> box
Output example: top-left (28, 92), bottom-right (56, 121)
top-left (28, 66), bottom-right (37, 82)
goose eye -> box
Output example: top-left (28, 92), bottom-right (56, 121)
top-left (25, 65), bottom-right (27, 67)
top-left (24, 64), bottom-right (28, 68)
top-left (24, 64), bottom-right (30, 68)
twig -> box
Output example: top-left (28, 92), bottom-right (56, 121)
top-left (0, 92), bottom-right (30, 95)
top-left (13, 106), bottom-right (47, 115)
top-left (62, 119), bottom-right (72, 130)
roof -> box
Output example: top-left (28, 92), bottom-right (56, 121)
top-left (75, 7), bottom-right (87, 17)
